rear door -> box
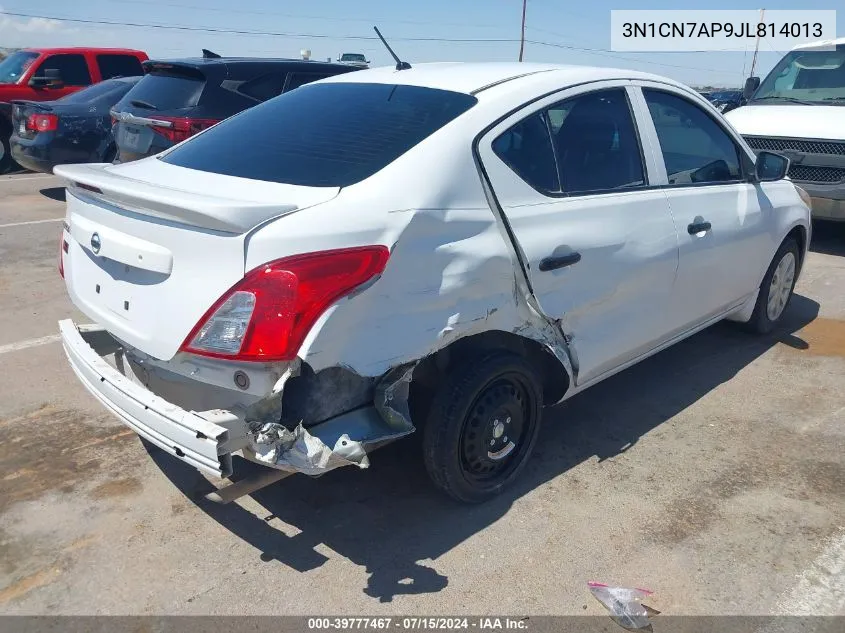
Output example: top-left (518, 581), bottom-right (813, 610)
top-left (630, 82), bottom-right (769, 335)
top-left (478, 82), bottom-right (680, 386)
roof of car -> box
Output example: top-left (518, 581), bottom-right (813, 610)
top-left (145, 57), bottom-right (350, 69)
top-left (319, 62), bottom-right (681, 95)
top-left (22, 47), bottom-right (147, 55)
top-left (792, 37), bottom-right (845, 51)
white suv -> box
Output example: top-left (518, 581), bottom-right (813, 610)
top-left (55, 63), bottom-right (811, 503)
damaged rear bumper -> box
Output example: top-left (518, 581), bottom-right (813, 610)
top-left (59, 319), bottom-right (414, 480)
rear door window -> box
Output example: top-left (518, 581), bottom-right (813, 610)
top-left (97, 54), bottom-right (144, 79)
top-left (38, 54), bottom-right (91, 86)
top-left (238, 73), bottom-right (285, 101)
top-left (118, 71), bottom-right (204, 111)
top-left (162, 82), bottom-right (477, 186)
top-left (284, 72), bottom-right (334, 92)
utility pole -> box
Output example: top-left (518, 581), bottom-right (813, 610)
top-left (749, 8), bottom-right (765, 77)
top-left (518, 0), bottom-right (527, 62)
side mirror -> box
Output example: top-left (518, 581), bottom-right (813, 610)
top-left (30, 68), bottom-right (63, 89)
top-left (756, 151), bottom-right (789, 182)
top-left (743, 76), bottom-right (760, 100)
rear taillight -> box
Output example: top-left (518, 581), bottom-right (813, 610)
top-left (58, 234), bottom-right (68, 278)
top-left (181, 246), bottom-right (390, 362)
top-left (150, 117), bottom-right (220, 144)
top-left (26, 113), bottom-right (59, 133)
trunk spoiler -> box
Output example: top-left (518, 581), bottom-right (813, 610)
top-left (54, 163), bottom-right (301, 234)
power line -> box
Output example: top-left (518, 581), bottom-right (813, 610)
top-left (0, 10), bottom-right (740, 75)
top-left (100, 0), bottom-right (511, 30)
top-left (0, 10), bottom-right (516, 42)
top-left (525, 40), bottom-right (727, 73)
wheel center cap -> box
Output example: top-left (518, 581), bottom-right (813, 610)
top-left (492, 421), bottom-right (505, 439)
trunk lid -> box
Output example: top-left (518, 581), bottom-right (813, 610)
top-left (11, 99), bottom-right (56, 139)
top-left (54, 160), bottom-right (340, 360)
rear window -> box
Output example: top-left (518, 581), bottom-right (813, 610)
top-left (58, 78), bottom-right (134, 104)
top-left (119, 71), bottom-right (204, 111)
top-left (161, 82), bottom-right (477, 187)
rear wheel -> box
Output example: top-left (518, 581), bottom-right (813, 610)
top-left (746, 237), bottom-right (800, 334)
top-left (422, 351), bottom-right (543, 503)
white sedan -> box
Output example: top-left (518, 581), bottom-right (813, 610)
top-left (54, 62), bottom-right (811, 503)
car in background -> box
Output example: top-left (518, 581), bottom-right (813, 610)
top-left (337, 53), bottom-right (370, 68)
top-left (0, 47), bottom-right (148, 173)
top-left (707, 90), bottom-right (746, 113)
top-left (727, 38), bottom-right (845, 222)
top-left (111, 56), bottom-right (359, 162)
top-left (55, 63), bottom-right (810, 503)
top-left (9, 76), bottom-right (141, 174)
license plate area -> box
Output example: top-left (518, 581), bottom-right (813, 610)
top-left (75, 254), bottom-right (143, 322)
top-left (120, 123), bottom-right (152, 153)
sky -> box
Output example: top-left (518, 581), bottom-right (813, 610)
top-left (0, 0), bottom-right (842, 87)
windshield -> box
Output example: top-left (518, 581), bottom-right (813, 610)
top-left (341, 54), bottom-right (366, 62)
top-left (0, 51), bottom-right (39, 84)
top-left (162, 82), bottom-right (477, 187)
top-left (753, 44), bottom-right (845, 104)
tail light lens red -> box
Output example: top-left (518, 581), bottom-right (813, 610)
top-left (149, 117), bottom-right (220, 144)
top-left (26, 113), bottom-right (59, 133)
top-left (181, 246), bottom-right (390, 362)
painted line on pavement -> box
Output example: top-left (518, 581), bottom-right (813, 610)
top-left (0, 334), bottom-right (62, 356)
top-left (0, 218), bottom-right (63, 229)
top-left (776, 528), bottom-right (845, 615)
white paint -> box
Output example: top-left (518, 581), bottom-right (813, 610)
top-left (54, 61), bottom-right (812, 481)
top-left (0, 218), bottom-right (63, 229)
top-left (775, 529), bottom-right (845, 615)
top-left (726, 105), bottom-right (845, 142)
top-left (0, 334), bottom-right (61, 355)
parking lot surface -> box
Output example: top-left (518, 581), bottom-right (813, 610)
top-left (1, 175), bottom-right (844, 615)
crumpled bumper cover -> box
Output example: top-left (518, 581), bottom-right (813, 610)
top-left (60, 319), bottom-right (240, 477)
top-left (59, 319), bottom-right (415, 480)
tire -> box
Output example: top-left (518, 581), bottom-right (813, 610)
top-left (746, 237), bottom-right (800, 334)
top-left (0, 131), bottom-right (12, 175)
top-left (422, 351), bottom-right (543, 503)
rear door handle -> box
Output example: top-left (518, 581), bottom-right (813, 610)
top-left (688, 221), bottom-right (712, 235)
top-left (539, 252), bottom-right (581, 272)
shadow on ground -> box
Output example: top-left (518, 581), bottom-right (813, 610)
top-left (39, 187), bottom-right (66, 203)
top-left (148, 294), bottom-right (820, 603)
top-left (810, 220), bottom-right (845, 257)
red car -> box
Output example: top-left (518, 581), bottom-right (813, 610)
top-left (0, 47), bottom-right (148, 173)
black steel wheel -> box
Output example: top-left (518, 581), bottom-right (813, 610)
top-left (423, 351), bottom-right (543, 503)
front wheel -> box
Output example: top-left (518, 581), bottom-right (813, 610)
top-left (747, 237), bottom-right (800, 334)
top-left (422, 351), bottom-right (543, 503)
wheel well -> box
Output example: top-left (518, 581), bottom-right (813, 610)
top-left (785, 225), bottom-right (807, 273)
top-left (0, 114), bottom-right (11, 138)
top-left (408, 330), bottom-right (571, 427)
